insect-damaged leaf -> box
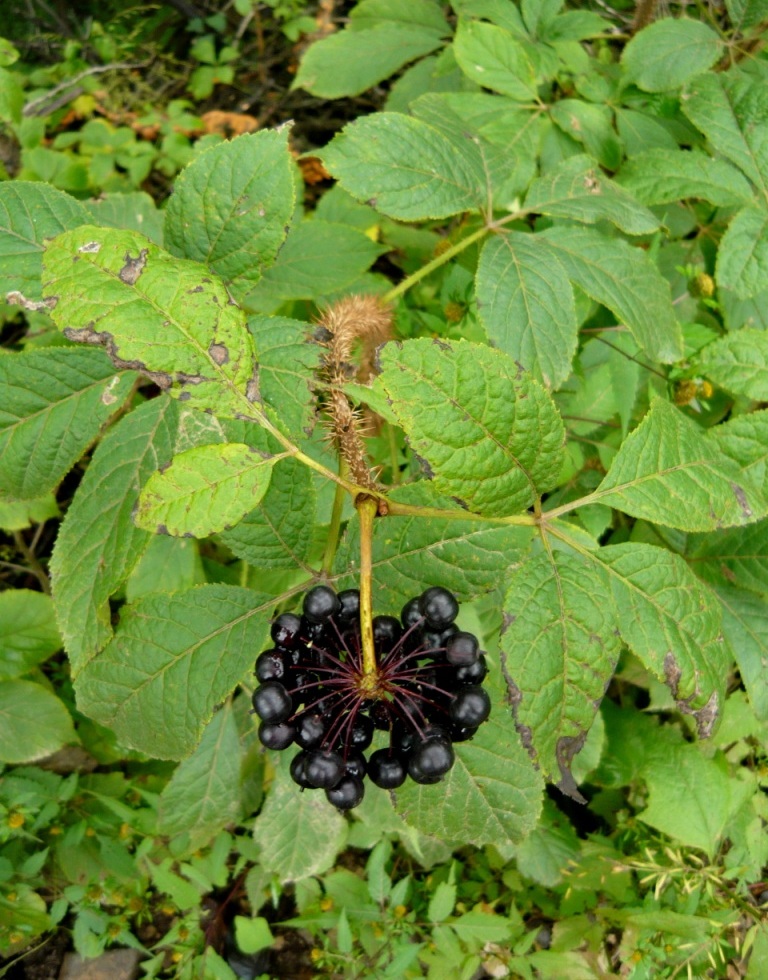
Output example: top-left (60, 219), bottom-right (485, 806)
top-left (42, 226), bottom-right (258, 418)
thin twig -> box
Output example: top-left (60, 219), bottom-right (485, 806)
top-left (23, 61), bottom-right (148, 117)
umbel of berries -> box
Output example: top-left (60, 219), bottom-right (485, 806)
top-left (251, 583), bottom-right (491, 811)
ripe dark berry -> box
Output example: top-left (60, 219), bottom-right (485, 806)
top-left (451, 725), bottom-right (479, 743)
top-left (305, 749), bottom-right (344, 789)
top-left (455, 654), bottom-right (487, 686)
top-left (409, 737), bottom-right (454, 779)
top-left (303, 585), bottom-right (340, 624)
top-left (343, 750), bottom-right (367, 780)
top-left (400, 597), bottom-right (423, 629)
top-left (270, 613), bottom-right (302, 649)
top-left (373, 615), bottom-right (401, 651)
top-left (349, 712), bottom-right (374, 750)
top-left (419, 587), bottom-right (459, 630)
top-left (423, 624), bottom-right (458, 653)
top-left (258, 721), bottom-right (296, 750)
top-left (295, 711), bottom-right (326, 749)
top-left (290, 751), bottom-right (313, 788)
top-left (450, 686), bottom-right (491, 727)
top-left (252, 682), bottom-right (293, 724)
top-left (326, 775), bottom-right (365, 810)
top-left (368, 749), bottom-right (407, 789)
top-left (337, 589), bottom-right (361, 626)
top-left (255, 649), bottom-right (288, 683)
top-left (445, 631), bottom-right (479, 666)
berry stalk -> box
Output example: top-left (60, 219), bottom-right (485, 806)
top-left (356, 494), bottom-right (379, 688)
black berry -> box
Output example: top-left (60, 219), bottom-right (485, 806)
top-left (337, 589), bottom-right (360, 626)
top-left (455, 654), bottom-right (487, 686)
top-left (303, 585), bottom-right (340, 624)
top-left (252, 682), bottom-right (293, 724)
top-left (295, 711), bottom-right (326, 749)
top-left (290, 751), bottom-right (313, 788)
top-left (373, 615), bottom-right (401, 651)
top-left (270, 613), bottom-right (302, 649)
top-left (409, 737), bottom-right (454, 779)
top-left (400, 597), bottom-right (423, 629)
top-left (305, 749), bottom-right (344, 789)
top-left (258, 721), bottom-right (296, 750)
top-left (419, 587), bottom-right (459, 630)
top-left (326, 775), bottom-right (365, 810)
top-left (255, 649), bottom-right (288, 683)
top-left (450, 686), bottom-right (491, 727)
top-left (445, 631), bottom-right (479, 666)
top-left (368, 749), bottom-right (407, 789)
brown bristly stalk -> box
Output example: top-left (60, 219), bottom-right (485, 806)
top-left (318, 294), bottom-right (393, 492)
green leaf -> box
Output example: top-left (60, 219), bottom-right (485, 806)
top-left (514, 798), bottom-right (579, 887)
top-left (698, 328), bottom-right (768, 400)
top-left (135, 443), bottom-right (277, 538)
top-left (395, 674), bottom-right (544, 847)
top-left (377, 339), bottom-right (565, 516)
top-left (716, 206), bottom-right (768, 300)
top-left (249, 220), bottom-right (385, 302)
top-left (428, 882), bottom-right (457, 922)
top-left (548, 100), bottom-right (622, 171)
top-left (320, 113), bottom-right (486, 221)
top-left (0, 66), bottom-right (23, 124)
top-left (85, 191), bottom-right (164, 245)
top-left (233, 916), bottom-right (274, 955)
top-left (349, 0), bottom-right (450, 32)
top-left (158, 701), bottom-right (242, 847)
top-left (726, 0), bottom-right (768, 31)
top-left (539, 226), bottom-right (683, 364)
top-left (687, 519), bottom-right (768, 595)
top-left (476, 232), bottom-right (576, 390)
top-left (0, 181), bottom-right (89, 300)
top-left (75, 585), bottom-right (272, 759)
top-left (594, 399), bottom-right (765, 531)
top-left (252, 751), bottom-right (347, 882)
top-left (713, 585), bottom-right (768, 721)
top-left (524, 155), bottom-right (659, 235)
top-left (294, 23), bottom-right (444, 99)
top-left (51, 397), bottom-right (179, 675)
top-left (499, 552), bottom-right (621, 787)
top-left (621, 19), bottom-right (722, 92)
top-left (0, 680), bottom-right (76, 764)
top-left (639, 741), bottom-right (754, 856)
top-left (617, 148), bottom-right (753, 207)
top-left (710, 409), bottom-right (768, 498)
top-left (0, 590), bottom-right (61, 681)
top-left (598, 543), bottom-right (726, 735)
top-left (219, 457), bottom-right (315, 570)
top-left (0, 492), bottom-right (59, 532)
top-left (42, 226), bottom-right (258, 418)
top-left (333, 484), bottom-right (534, 610)
top-left (164, 130), bottom-right (295, 286)
top-left (126, 535), bottom-right (203, 603)
top-left (0, 348), bottom-right (134, 500)
top-left (246, 315), bottom-right (321, 438)
top-left (682, 73), bottom-right (768, 197)
top-left (453, 20), bottom-right (537, 100)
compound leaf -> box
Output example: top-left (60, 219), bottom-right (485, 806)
top-left (621, 19), bottom-right (722, 92)
top-left (540, 226), bottom-right (683, 364)
top-left (51, 397), bottom-right (179, 675)
top-left (158, 700), bottom-right (242, 847)
top-left (476, 232), bottom-right (577, 390)
top-left (135, 443), bottom-right (277, 538)
top-left (499, 551), bottom-right (621, 789)
top-left (75, 585), bottom-right (273, 759)
top-left (0, 347), bottom-right (134, 499)
top-left (617, 148), bottom-right (753, 207)
top-left (524, 155), bottom-right (660, 235)
top-left (377, 339), bottom-right (565, 517)
top-left (598, 543), bottom-right (726, 735)
top-left (453, 20), bottom-right (537, 100)
top-left (0, 590), bottom-right (61, 682)
top-left (0, 181), bottom-right (89, 300)
top-left (164, 130), bottom-right (295, 286)
top-left (219, 456), bottom-right (316, 570)
top-left (294, 22), bottom-right (445, 99)
top-left (698, 329), bottom-right (768, 401)
top-left (716, 206), bottom-right (768, 300)
top-left (42, 226), bottom-right (258, 418)
top-left (594, 399), bottom-right (765, 530)
top-left (0, 680), bottom-right (76, 764)
top-left (320, 113), bottom-right (486, 221)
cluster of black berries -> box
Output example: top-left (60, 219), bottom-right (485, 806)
top-left (251, 584), bottom-right (491, 810)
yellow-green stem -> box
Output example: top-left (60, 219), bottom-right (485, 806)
top-left (357, 495), bottom-right (379, 680)
top-left (382, 225), bottom-right (490, 305)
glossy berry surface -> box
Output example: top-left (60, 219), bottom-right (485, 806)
top-left (253, 584), bottom-right (491, 808)
top-left (252, 681), bottom-right (293, 724)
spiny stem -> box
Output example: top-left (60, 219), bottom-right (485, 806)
top-left (356, 494), bottom-right (379, 682)
top-left (321, 459), bottom-right (349, 576)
